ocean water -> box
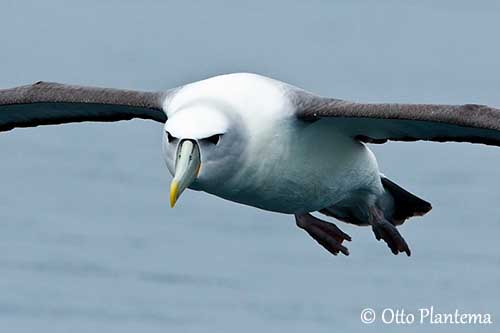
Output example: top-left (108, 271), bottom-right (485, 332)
top-left (1, 1), bottom-right (499, 332)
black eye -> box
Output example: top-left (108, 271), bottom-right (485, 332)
top-left (166, 131), bottom-right (177, 143)
top-left (204, 134), bottom-right (222, 145)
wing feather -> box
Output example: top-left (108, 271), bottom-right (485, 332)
top-left (0, 81), bottom-right (168, 132)
top-left (293, 89), bottom-right (500, 146)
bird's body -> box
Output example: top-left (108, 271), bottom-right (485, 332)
top-left (2, 72), bottom-right (500, 257)
top-left (164, 73), bottom-right (382, 213)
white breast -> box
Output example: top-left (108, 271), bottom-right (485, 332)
top-left (228, 119), bottom-right (381, 214)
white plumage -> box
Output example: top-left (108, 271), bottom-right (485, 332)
top-left (164, 73), bottom-right (381, 213)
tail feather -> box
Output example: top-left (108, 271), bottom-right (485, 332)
top-left (381, 176), bottom-right (432, 225)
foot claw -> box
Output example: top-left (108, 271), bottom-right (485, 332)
top-left (295, 213), bottom-right (351, 256)
top-left (371, 223), bottom-right (411, 256)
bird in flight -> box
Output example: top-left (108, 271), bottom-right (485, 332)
top-left (2, 73), bottom-right (499, 257)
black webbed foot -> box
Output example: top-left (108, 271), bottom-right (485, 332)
top-left (295, 213), bottom-right (351, 256)
top-left (370, 208), bottom-right (411, 256)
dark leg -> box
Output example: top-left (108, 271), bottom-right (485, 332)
top-left (369, 207), bottom-right (411, 256)
top-left (295, 213), bottom-right (352, 256)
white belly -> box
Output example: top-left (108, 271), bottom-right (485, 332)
top-left (203, 120), bottom-right (382, 214)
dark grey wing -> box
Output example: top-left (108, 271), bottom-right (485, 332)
top-left (0, 81), bottom-right (168, 132)
top-left (293, 90), bottom-right (500, 146)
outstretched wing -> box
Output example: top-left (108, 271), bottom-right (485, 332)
top-left (293, 90), bottom-right (500, 146)
top-left (0, 81), bottom-right (168, 132)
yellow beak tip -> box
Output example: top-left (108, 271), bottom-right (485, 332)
top-left (170, 181), bottom-right (179, 208)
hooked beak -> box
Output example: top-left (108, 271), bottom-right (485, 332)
top-left (170, 139), bottom-right (201, 208)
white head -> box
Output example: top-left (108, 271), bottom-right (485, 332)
top-left (163, 104), bottom-right (246, 207)
top-left (161, 73), bottom-right (293, 208)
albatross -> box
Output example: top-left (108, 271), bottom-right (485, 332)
top-left (2, 73), bottom-right (500, 257)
